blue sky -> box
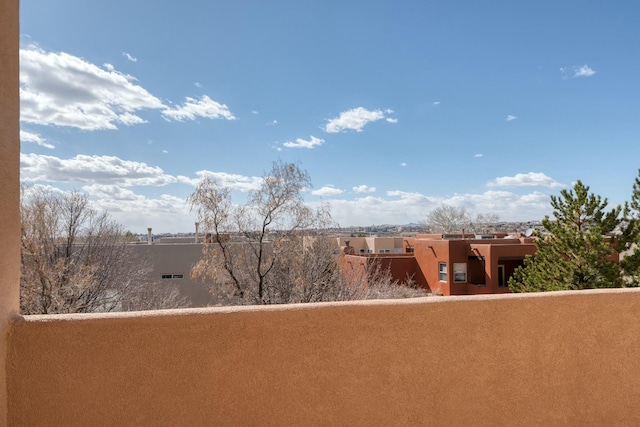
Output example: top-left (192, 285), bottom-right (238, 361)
top-left (19, 0), bottom-right (640, 233)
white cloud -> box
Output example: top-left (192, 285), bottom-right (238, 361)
top-left (90, 189), bottom-right (196, 234)
top-left (324, 107), bottom-right (395, 133)
top-left (21, 182), bottom-right (196, 233)
top-left (433, 101), bottom-right (440, 105)
top-left (20, 153), bottom-right (181, 186)
top-left (283, 135), bottom-right (325, 149)
top-left (574, 64), bottom-right (596, 77)
top-left (561, 64), bottom-right (596, 79)
top-left (194, 82), bottom-right (203, 88)
top-left (20, 130), bottom-right (54, 149)
top-left (20, 46), bottom-right (165, 130)
top-left (20, 46), bottom-right (234, 130)
top-left (194, 170), bottom-right (263, 192)
top-left (474, 153), bottom-right (483, 158)
top-left (353, 185), bottom-right (376, 193)
top-left (82, 184), bottom-right (142, 201)
top-left (122, 52), bottom-right (137, 62)
top-left (312, 186), bottom-right (344, 196)
top-left (386, 117), bottom-right (398, 124)
top-left (400, 162), bottom-right (407, 167)
top-left (162, 150), bottom-right (169, 154)
top-left (162, 95), bottom-right (235, 121)
top-left (310, 190), bottom-right (552, 227)
top-left (506, 115), bottom-right (517, 121)
top-left (487, 172), bottom-right (564, 188)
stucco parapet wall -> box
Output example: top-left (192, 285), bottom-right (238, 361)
top-left (9, 288), bottom-right (640, 426)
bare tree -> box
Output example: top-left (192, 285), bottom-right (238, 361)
top-left (421, 204), bottom-right (472, 233)
top-left (189, 160), bottom-right (333, 304)
top-left (469, 213), bottom-right (500, 233)
top-left (338, 254), bottom-right (428, 300)
top-left (421, 205), bottom-right (500, 234)
top-left (20, 187), bottom-right (187, 314)
top-left (121, 281), bottom-right (189, 311)
top-left (189, 160), bottom-right (430, 305)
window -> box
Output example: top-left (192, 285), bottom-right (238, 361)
top-left (379, 249), bottom-right (390, 253)
top-left (161, 274), bottom-right (184, 279)
top-left (438, 263), bottom-right (447, 282)
top-left (453, 263), bottom-right (467, 283)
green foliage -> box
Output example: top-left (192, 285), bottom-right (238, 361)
top-left (509, 180), bottom-right (628, 292)
top-left (618, 170), bottom-right (640, 285)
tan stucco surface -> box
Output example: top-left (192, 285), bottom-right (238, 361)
top-left (0, 0), bottom-right (20, 423)
top-left (8, 289), bottom-right (640, 426)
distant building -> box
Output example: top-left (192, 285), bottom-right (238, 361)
top-left (340, 233), bottom-right (537, 296)
top-left (129, 228), bottom-right (213, 307)
top-left (134, 228), bottom-right (539, 304)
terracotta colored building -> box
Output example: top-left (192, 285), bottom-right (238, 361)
top-left (341, 233), bottom-right (537, 296)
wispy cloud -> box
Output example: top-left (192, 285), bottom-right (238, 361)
top-left (283, 135), bottom-right (325, 149)
top-left (353, 185), bottom-right (376, 194)
top-left (400, 162), bottom-right (407, 167)
top-left (506, 114), bottom-right (517, 121)
top-left (474, 153), bottom-right (483, 158)
top-left (324, 107), bottom-right (395, 133)
top-left (20, 130), bottom-right (54, 149)
top-left (312, 185), bottom-right (344, 196)
top-left (487, 172), bottom-right (564, 188)
top-left (433, 101), bottom-right (440, 105)
top-left (122, 52), bottom-right (137, 62)
top-left (162, 95), bottom-right (235, 121)
top-left (194, 82), bottom-right (203, 88)
top-left (560, 64), bottom-right (596, 79)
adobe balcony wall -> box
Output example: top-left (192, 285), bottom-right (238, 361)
top-left (8, 289), bottom-right (640, 426)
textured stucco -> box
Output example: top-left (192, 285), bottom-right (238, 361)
top-left (8, 289), bottom-right (640, 426)
top-left (0, 0), bottom-right (20, 424)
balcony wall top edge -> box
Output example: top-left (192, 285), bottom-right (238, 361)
top-left (13, 287), bottom-right (640, 323)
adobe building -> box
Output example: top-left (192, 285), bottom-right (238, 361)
top-left (340, 233), bottom-right (537, 296)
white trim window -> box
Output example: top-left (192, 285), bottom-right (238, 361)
top-left (438, 262), bottom-right (447, 282)
top-left (453, 263), bottom-right (467, 283)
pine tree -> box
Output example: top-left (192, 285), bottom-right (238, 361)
top-left (618, 170), bottom-right (640, 285)
top-left (509, 180), bottom-right (624, 292)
